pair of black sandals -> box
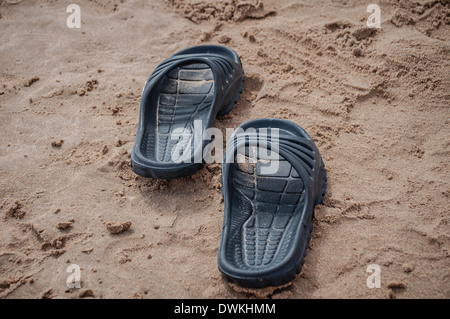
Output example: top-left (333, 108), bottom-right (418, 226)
top-left (131, 45), bottom-right (327, 289)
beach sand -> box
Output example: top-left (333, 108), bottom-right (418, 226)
top-left (0, 0), bottom-right (449, 298)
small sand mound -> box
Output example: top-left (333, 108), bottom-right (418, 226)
top-left (106, 221), bottom-right (132, 234)
top-left (168, 0), bottom-right (275, 23)
top-left (3, 200), bottom-right (26, 219)
top-left (228, 281), bottom-right (292, 298)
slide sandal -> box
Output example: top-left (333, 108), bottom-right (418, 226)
top-left (131, 45), bottom-right (245, 179)
top-left (218, 118), bottom-right (327, 288)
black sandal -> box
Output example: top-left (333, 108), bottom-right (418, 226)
top-left (131, 45), bottom-right (244, 179)
top-left (218, 118), bottom-right (326, 288)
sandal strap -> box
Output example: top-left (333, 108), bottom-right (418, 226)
top-left (144, 53), bottom-right (241, 96)
top-left (224, 130), bottom-right (321, 206)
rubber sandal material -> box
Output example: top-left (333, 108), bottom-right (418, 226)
top-left (131, 45), bottom-right (245, 179)
top-left (218, 118), bottom-right (327, 288)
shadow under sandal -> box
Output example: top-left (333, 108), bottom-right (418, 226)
top-left (131, 45), bottom-right (245, 179)
top-left (218, 118), bottom-right (327, 288)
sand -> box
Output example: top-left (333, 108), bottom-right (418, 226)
top-left (0, 0), bottom-right (449, 299)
